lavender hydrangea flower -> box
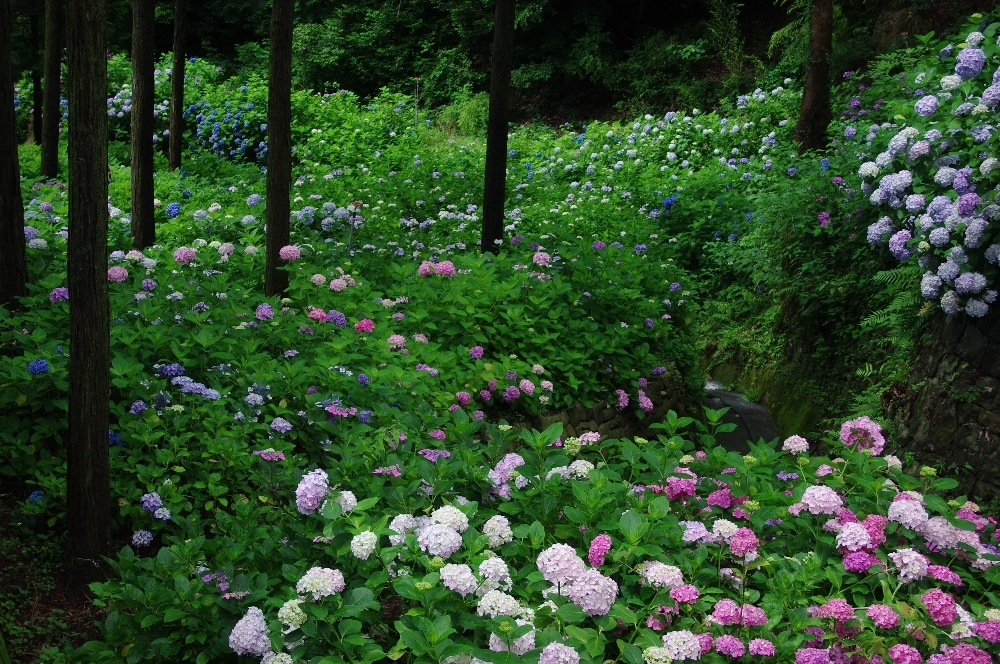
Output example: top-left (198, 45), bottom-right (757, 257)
top-left (295, 469), bottom-right (328, 514)
top-left (229, 607), bottom-right (271, 656)
top-left (914, 95), bottom-right (939, 117)
top-left (888, 230), bottom-right (912, 261)
top-left (955, 48), bottom-right (986, 79)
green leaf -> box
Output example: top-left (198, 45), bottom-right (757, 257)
top-left (162, 608), bottom-right (185, 623)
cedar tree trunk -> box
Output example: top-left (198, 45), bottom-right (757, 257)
top-left (481, 0), bottom-right (514, 254)
top-left (794, 0), bottom-right (833, 153)
top-left (42, 0), bottom-right (64, 178)
top-left (264, 0), bottom-right (293, 297)
top-left (0, 0), bottom-right (28, 307)
top-left (66, 0), bottom-right (111, 574)
top-left (130, 0), bottom-right (155, 248)
top-left (168, 0), bottom-right (186, 170)
top-left (31, 12), bottom-right (43, 145)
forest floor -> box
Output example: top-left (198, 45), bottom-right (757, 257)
top-left (0, 489), bottom-right (103, 664)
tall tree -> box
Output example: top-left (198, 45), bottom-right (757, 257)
top-left (41, 0), bottom-right (63, 178)
top-left (264, 0), bottom-right (293, 296)
top-left (66, 0), bottom-right (111, 573)
top-left (31, 12), bottom-right (43, 145)
top-left (130, 0), bottom-right (155, 248)
top-left (0, 0), bottom-right (28, 308)
top-left (794, 0), bottom-right (833, 152)
top-left (167, 0), bottom-right (186, 170)
top-left (480, 0), bottom-right (514, 254)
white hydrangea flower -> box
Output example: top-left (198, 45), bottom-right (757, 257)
top-left (337, 490), bottom-right (358, 514)
top-left (482, 515), bottom-right (514, 548)
top-left (350, 530), bottom-right (378, 560)
top-left (389, 514), bottom-right (419, 545)
top-left (858, 162), bottom-right (879, 179)
top-left (477, 590), bottom-right (522, 618)
top-left (712, 519), bottom-right (739, 540)
top-left (941, 75), bottom-right (962, 91)
top-left (432, 505), bottom-right (469, 532)
top-left (277, 598), bottom-right (307, 632)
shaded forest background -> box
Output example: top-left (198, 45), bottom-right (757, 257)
top-left (7, 0), bottom-right (998, 125)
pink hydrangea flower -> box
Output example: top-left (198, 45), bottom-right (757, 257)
top-left (615, 389), bottom-right (629, 410)
top-left (669, 584), bottom-right (699, 604)
top-left (533, 251), bottom-right (551, 267)
top-left (801, 485), bottom-right (843, 515)
top-left (921, 588), bottom-right (957, 626)
top-left (567, 568), bottom-right (618, 616)
top-left (354, 318), bottom-right (374, 333)
top-left (418, 261), bottom-right (436, 276)
top-left (866, 604), bottom-right (899, 628)
top-left (435, 260), bottom-right (456, 277)
top-left (469, 345), bottom-right (484, 359)
top-left (973, 621), bottom-right (1000, 643)
top-left (536, 543), bottom-right (585, 585)
top-left (843, 551), bottom-right (880, 572)
top-left (749, 639), bottom-right (775, 656)
top-left (107, 266), bottom-right (128, 282)
top-left (740, 604), bottom-right (768, 626)
top-left (308, 308), bottom-right (327, 322)
top-left (173, 247), bottom-right (196, 264)
top-left (519, 379), bottom-right (536, 395)
top-left (927, 565), bottom-right (962, 585)
top-left (541, 380), bottom-right (554, 391)
top-left (816, 464), bottom-right (834, 477)
top-left (455, 391), bottom-right (471, 406)
top-left (588, 533), bottom-right (612, 566)
top-left (711, 598), bottom-right (741, 625)
top-left (637, 389), bottom-right (654, 412)
top-left (279, 245), bottom-right (300, 260)
top-left (795, 648), bottom-right (832, 664)
top-left (329, 277), bottom-right (348, 291)
top-left (665, 476), bottom-right (696, 500)
top-left (782, 435), bottom-right (810, 454)
top-left (387, 334), bottom-right (406, 349)
top-left (714, 635), bottom-right (745, 657)
top-left (888, 644), bottom-right (922, 664)
top-left (729, 528), bottom-right (759, 557)
top-left (839, 415), bottom-right (885, 455)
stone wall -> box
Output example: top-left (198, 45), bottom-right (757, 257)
top-left (886, 308), bottom-right (1000, 498)
top-left (522, 365), bottom-right (695, 440)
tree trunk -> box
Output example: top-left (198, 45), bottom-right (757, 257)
top-left (264, 0), bottom-right (293, 297)
top-left (31, 12), bottom-right (43, 145)
top-left (130, 0), bottom-right (155, 248)
top-left (42, 0), bottom-right (64, 178)
top-left (0, 0), bottom-right (28, 308)
top-left (168, 0), bottom-right (186, 171)
top-left (481, 0), bottom-right (514, 254)
top-left (794, 0), bottom-right (833, 153)
top-left (66, 0), bottom-right (111, 577)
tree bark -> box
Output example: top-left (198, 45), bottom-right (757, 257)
top-left (481, 0), bottom-right (514, 254)
top-left (264, 0), bottom-right (293, 297)
top-left (42, 0), bottom-right (64, 178)
top-left (66, 0), bottom-right (111, 576)
top-left (0, 0), bottom-right (28, 308)
top-left (168, 0), bottom-right (186, 171)
top-left (130, 0), bottom-right (155, 248)
top-left (31, 12), bottom-right (43, 145)
top-left (794, 0), bottom-right (833, 153)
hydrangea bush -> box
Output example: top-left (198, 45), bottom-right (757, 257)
top-left (857, 22), bottom-right (1000, 317)
top-left (78, 413), bottom-right (1000, 664)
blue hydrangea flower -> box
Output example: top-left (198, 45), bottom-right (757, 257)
top-left (28, 359), bottom-right (49, 375)
top-left (132, 530), bottom-right (153, 547)
top-left (109, 430), bottom-right (126, 446)
top-left (28, 490), bottom-right (45, 503)
top-left (165, 202), bottom-right (181, 218)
